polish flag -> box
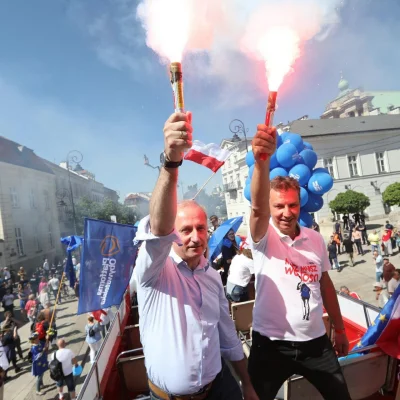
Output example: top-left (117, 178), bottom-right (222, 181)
top-left (184, 140), bottom-right (231, 172)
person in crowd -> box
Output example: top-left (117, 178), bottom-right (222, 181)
top-left (327, 236), bottom-right (340, 271)
top-left (388, 269), bottom-right (400, 296)
top-left (2, 268), bottom-right (10, 282)
top-left (332, 231), bottom-right (341, 255)
top-left (342, 214), bottom-right (349, 230)
top-left (342, 234), bottom-right (355, 267)
top-left (25, 294), bottom-right (38, 324)
top-left (248, 122), bottom-right (350, 400)
top-left (373, 250), bottom-right (384, 283)
top-left (2, 289), bottom-right (15, 316)
top-left (43, 259), bottom-right (50, 277)
top-left (134, 112), bottom-right (256, 400)
top-left (39, 287), bottom-right (49, 311)
top-left (50, 263), bottom-right (57, 276)
top-left (334, 220), bottom-right (342, 240)
top-left (17, 283), bottom-right (28, 321)
top-left (35, 312), bottom-right (48, 345)
top-left (339, 286), bottom-right (361, 300)
top-left (311, 219), bottom-right (320, 233)
top-left (17, 267), bottom-right (26, 282)
top-left (348, 218), bottom-right (356, 232)
top-left (352, 227), bottom-right (364, 256)
top-left (368, 230), bottom-right (380, 254)
top-left (29, 273), bottom-right (40, 297)
top-left (353, 212), bottom-right (361, 225)
top-left (85, 316), bottom-right (102, 364)
top-left (38, 277), bottom-right (48, 294)
top-left (49, 275), bottom-right (61, 304)
top-left (226, 242), bottom-right (254, 302)
top-left (220, 229), bottom-right (239, 285)
top-left (0, 313), bottom-right (22, 372)
top-left (357, 220), bottom-right (369, 245)
top-left (29, 331), bottom-right (49, 395)
top-left (208, 215), bottom-right (220, 237)
top-left (374, 282), bottom-right (389, 308)
top-left (53, 339), bottom-right (79, 400)
top-left (382, 229), bottom-right (393, 257)
top-left (382, 258), bottom-right (395, 284)
top-left (385, 220), bottom-right (394, 231)
top-left (74, 278), bottom-right (80, 298)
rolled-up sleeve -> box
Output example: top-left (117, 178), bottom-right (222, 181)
top-left (134, 215), bottom-right (181, 287)
top-left (217, 286), bottom-right (244, 361)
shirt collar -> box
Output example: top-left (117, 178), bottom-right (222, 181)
top-left (270, 218), bottom-right (308, 244)
top-left (169, 249), bottom-right (210, 272)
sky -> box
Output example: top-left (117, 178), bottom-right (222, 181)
top-left (0, 0), bottom-right (399, 200)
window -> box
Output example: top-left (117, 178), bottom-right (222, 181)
top-left (29, 189), bottom-right (36, 209)
top-left (375, 152), bottom-right (386, 173)
top-left (35, 227), bottom-right (41, 251)
top-left (15, 228), bottom-right (24, 256)
top-left (347, 155), bottom-right (359, 177)
top-left (239, 191), bottom-right (243, 202)
top-left (323, 158), bottom-right (335, 178)
top-left (227, 159), bottom-right (231, 168)
top-left (48, 224), bottom-right (54, 248)
top-left (10, 187), bottom-right (19, 207)
top-left (44, 191), bottom-right (50, 210)
top-left (242, 212), bottom-right (247, 225)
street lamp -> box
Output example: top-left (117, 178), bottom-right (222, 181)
top-left (66, 150), bottom-right (83, 236)
top-left (144, 153), bottom-right (163, 173)
top-left (229, 119), bottom-right (249, 153)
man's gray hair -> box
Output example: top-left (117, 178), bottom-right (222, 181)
top-left (177, 200), bottom-right (208, 219)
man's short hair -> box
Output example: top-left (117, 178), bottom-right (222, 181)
top-left (177, 200), bottom-right (207, 220)
top-left (209, 215), bottom-right (218, 221)
top-left (340, 286), bottom-right (349, 291)
top-left (270, 176), bottom-right (300, 199)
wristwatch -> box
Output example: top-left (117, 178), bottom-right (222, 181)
top-left (160, 152), bottom-right (183, 169)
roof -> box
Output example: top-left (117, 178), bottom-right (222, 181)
top-left (368, 91), bottom-right (400, 113)
top-left (289, 114), bottom-right (400, 138)
top-left (0, 136), bottom-right (54, 175)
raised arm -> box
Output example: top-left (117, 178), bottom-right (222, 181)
top-left (150, 112), bottom-right (193, 236)
top-left (250, 125), bottom-right (277, 242)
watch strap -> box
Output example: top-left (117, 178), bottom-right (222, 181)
top-left (163, 153), bottom-right (183, 168)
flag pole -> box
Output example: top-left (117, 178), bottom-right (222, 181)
top-left (192, 172), bottom-right (216, 200)
top-left (49, 272), bottom-right (64, 332)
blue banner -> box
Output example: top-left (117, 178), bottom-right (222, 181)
top-left (77, 218), bottom-right (138, 315)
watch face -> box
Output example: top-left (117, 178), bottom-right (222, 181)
top-left (160, 152), bottom-right (165, 165)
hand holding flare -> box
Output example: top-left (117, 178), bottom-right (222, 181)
top-left (252, 125), bottom-right (277, 164)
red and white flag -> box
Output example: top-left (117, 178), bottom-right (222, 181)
top-left (184, 140), bottom-right (231, 172)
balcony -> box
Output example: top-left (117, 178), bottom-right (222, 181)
top-left (224, 181), bottom-right (242, 192)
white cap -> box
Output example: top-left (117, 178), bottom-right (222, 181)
top-left (373, 282), bottom-right (383, 288)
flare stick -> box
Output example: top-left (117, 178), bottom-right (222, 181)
top-left (170, 62), bottom-right (185, 113)
top-left (260, 91), bottom-right (278, 161)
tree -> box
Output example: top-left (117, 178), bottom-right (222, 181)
top-left (329, 190), bottom-right (370, 214)
top-left (383, 182), bottom-right (400, 207)
top-left (74, 197), bottom-right (138, 235)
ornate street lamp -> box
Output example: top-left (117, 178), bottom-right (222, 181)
top-left (228, 119), bottom-right (249, 153)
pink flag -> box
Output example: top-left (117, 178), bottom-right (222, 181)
top-left (184, 140), bottom-right (231, 172)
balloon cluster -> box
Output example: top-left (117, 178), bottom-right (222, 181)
top-left (244, 132), bottom-right (334, 228)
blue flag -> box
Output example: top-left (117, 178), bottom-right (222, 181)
top-left (60, 235), bottom-right (83, 289)
top-left (77, 218), bottom-right (138, 314)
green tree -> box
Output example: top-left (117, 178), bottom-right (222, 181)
top-left (74, 197), bottom-right (138, 234)
top-left (329, 190), bottom-right (370, 214)
top-left (383, 182), bottom-right (400, 207)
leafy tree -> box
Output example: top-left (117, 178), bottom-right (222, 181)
top-left (329, 190), bottom-right (370, 214)
top-left (74, 197), bottom-right (138, 234)
top-left (383, 182), bottom-right (400, 207)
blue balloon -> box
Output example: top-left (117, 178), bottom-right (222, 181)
top-left (282, 132), bottom-right (304, 152)
top-left (246, 151), bottom-right (255, 167)
top-left (308, 172), bottom-right (334, 195)
top-left (245, 176), bottom-right (251, 186)
top-left (303, 192), bottom-right (324, 212)
top-left (299, 210), bottom-right (313, 228)
top-left (249, 164), bottom-right (255, 179)
top-left (298, 149), bottom-right (318, 170)
top-left (300, 187), bottom-right (309, 207)
top-left (270, 167), bottom-right (288, 180)
top-left (288, 164), bottom-right (311, 187)
top-left (277, 134), bottom-right (283, 148)
top-left (303, 141), bottom-right (314, 150)
top-left (280, 131), bottom-right (291, 142)
top-left (276, 143), bottom-right (298, 168)
top-left (270, 152), bottom-right (279, 169)
top-left (235, 235), bottom-right (242, 247)
top-left (313, 167), bottom-right (329, 174)
top-left (73, 364), bottom-right (83, 376)
top-left (244, 184), bottom-right (251, 202)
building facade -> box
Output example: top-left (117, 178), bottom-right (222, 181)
top-left (124, 192), bottom-right (151, 218)
top-left (0, 138), bottom-right (62, 273)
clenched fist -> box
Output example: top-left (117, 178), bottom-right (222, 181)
top-left (163, 112), bottom-right (193, 162)
top-left (252, 125), bottom-right (277, 163)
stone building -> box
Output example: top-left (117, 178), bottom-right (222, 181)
top-left (0, 137), bottom-right (62, 273)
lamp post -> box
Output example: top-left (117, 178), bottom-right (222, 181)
top-left (65, 150), bottom-right (83, 236)
top-left (144, 153), bottom-right (163, 173)
top-left (228, 119), bottom-right (249, 153)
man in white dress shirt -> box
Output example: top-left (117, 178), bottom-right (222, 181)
top-left (247, 124), bottom-right (351, 400)
top-left (134, 111), bottom-right (258, 400)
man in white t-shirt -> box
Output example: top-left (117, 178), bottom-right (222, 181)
top-left (247, 125), bottom-right (351, 400)
top-left (54, 339), bottom-right (78, 400)
top-left (49, 275), bottom-right (61, 304)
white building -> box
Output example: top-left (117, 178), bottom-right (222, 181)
top-left (220, 117), bottom-right (400, 234)
top-left (0, 137), bottom-right (62, 273)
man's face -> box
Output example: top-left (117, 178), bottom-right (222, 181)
top-left (394, 271), bottom-right (400, 280)
top-left (270, 189), bottom-right (301, 236)
top-left (227, 230), bottom-right (235, 241)
top-left (210, 217), bottom-right (218, 227)
top-left (173, 205), bottom-right (208, 261)
top-left (384, 259), bottom-right (389, 265)
top-left (340, 288), bottom-right (350, 295)
top-left (373, 251), bottom-right (378, 257)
